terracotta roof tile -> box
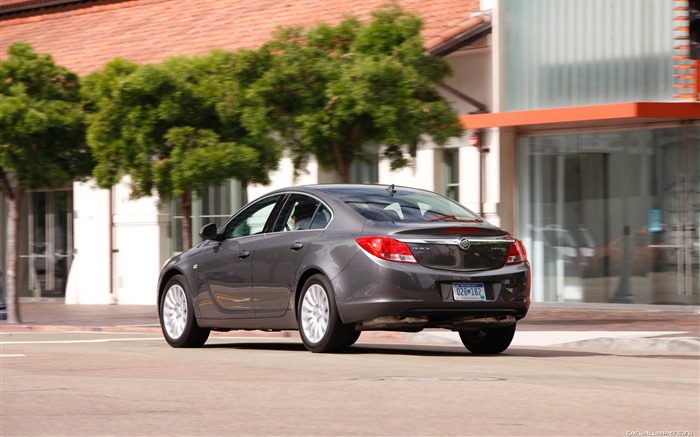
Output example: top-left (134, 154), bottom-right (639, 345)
top-left (0, 0), bottom-right (482, 75)
top-left (424, 14), bottom-right (485, 49)
top-left (0, 0), bottom-right (48, 8)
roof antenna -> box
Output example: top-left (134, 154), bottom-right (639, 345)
top-left (386, 184), bottom-right (396, 196)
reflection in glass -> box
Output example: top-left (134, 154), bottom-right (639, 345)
top-left (520, 126), bottom-right (699, 305)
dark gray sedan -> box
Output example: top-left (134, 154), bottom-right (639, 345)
top-left (157, 184), bottom-right (530, 354)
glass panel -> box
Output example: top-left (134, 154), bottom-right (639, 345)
top-left (223, 195), bottom-right (282, 239)
top-left (652, 125), bottom-right (700, 302)
top-left (520, 126), bottom-right (700, 305)
top-left (19, 190), bottom-right (72, 298)
top-left (31, 192), bottom-right (47, 296)
top-left (526, 136), bottom-right (584, 302)
top-left (443, 148), bottom-right (459, 202)
top-left (200, 181), bottom-right (238, 228)
top-left (51, 191), bottom-right (71, 297)
top-left (274, 194), bottom-right (321, 232)
top-left (345, 191), bottom-right (482, 223)
top-left (169, 179), bottom-right (244, 254)
top-left (309, 204), bottom-right (332, 230)
top-left (18, 192), bottom-right (46, 298)
top-left (502, 0), bottom-right (675, 110)
top-left (350, 144), bottom-right (379, 184)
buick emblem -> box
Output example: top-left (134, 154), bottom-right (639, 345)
top-left (458, 237), bottom-right (470, 251)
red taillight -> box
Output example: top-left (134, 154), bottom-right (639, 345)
top-left (355, 236), bottom-right (417, 263)
top-left (506, 240), bottom-right (528, 264)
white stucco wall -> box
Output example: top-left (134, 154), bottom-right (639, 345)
top-left (111, 179), bottom-right (166, 305)
top-left (442, 45), bottom-right (493, 115)
top-left (378, 146), bottom-right (435, 191)
top-left (65, 177), bottom-right (167, 305)
top-left (65, 180), bottom-right (112, 304)
top-left (442, 43), bottom-right (501, 223)
top-left (248, 152), bottom-right (320, 202)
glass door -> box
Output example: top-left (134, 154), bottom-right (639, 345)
top-left (520, 125), bottom-right (699, 305)
top-left (20, 190), bottom-right (73, 298)
top-left (651, 125), bottom-right (699, 302)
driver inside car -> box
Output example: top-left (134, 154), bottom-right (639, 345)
top-left (290, 203), bottom-right (316, 230)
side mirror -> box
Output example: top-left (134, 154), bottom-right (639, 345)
top-left (199, 223), bottom-right (219, 241)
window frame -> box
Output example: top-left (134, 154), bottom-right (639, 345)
top-left (221, 194), bottom-right (284, 240)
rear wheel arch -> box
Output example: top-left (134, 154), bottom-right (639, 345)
top-left (295, 267), bottom-right (353, 325)
top-left (297, 273), bottom-right (357, 353)
top-left (295, 268), bottom-right (325, 315)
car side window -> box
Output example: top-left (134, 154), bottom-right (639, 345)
top-left (273, 194), bottom-right (329, 232)
top-left (309, 204), bottom-right (331, 229)
top-left (223, 195), bottom-right (281, 239)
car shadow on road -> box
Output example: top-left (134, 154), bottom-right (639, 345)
top-left (200, 340), bottom-right (688, 358)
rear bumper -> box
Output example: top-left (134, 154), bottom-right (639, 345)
top-left (331, 252), bottom-right (530, 329)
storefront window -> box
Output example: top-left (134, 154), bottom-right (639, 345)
top-left (519, 125), bottom-right (699, 305)
top-left (169, 179), bottom-right (245, 254)
top-left (350, 144), bottom-right (379, 184)
top-left (443, 148), bottom-right (459, 202)
top-left (15, 190), bottom-right (73, 298)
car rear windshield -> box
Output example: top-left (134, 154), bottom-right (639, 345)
top-left (343, 192), bottom-right (483, 223)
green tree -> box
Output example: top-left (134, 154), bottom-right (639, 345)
top-left (229, 4), bottom-right (464, 183)
top-left (82, 51), bottom-right (280, 250)
top-left (0, 42), bottom-right (92, 323)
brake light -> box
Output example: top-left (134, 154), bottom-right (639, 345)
top-left (506, 240), bottom-right (528, 264)
top-left (355, 236), bottom-right (417, 263)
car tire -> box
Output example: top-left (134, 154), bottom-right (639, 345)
top-left (458, 323), bottom-right (516, 355)
top-left (298, 274), bottom-right (356, 353)
top-left (160, 275), bottom-right (210, 348)
top-left (343, 331), bottom-right (362, 349)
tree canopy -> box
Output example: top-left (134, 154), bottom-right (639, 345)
top-left (82, 50), bottom-right (281, 249)
top-left (0, 41), bottom-right (92, 323)
top-left (226, 4), bottom-right (465, 182)
top-left (1, 42), bottom-right (92, 192)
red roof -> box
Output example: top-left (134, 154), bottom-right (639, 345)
top-left (0, 0), bottom-right (482, 75)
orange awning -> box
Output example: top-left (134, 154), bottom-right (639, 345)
top-left (460, 102), bottom-right (700, 133)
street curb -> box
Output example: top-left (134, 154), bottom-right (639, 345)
top-left (3, 323), bottom-right (699, 353)
top-left (405, 330), bottom-right (700, 353)
top-left (557, 336), bottom-right (700, 353)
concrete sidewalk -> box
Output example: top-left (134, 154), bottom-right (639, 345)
top-left (1, 300), bottom-right (699, 352)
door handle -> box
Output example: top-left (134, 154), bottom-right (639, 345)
top-left (290, 242), bottom-right (304, 250)
top-left (239, 250), bottom-right (251, 258)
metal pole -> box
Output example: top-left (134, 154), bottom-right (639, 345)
top-left (611, 225), bottom-right (635, 303)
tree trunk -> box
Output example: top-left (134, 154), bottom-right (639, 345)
top-left (5, 188), bottom-right (24, 324)
top-left (339, 162), bottom-right (351, 183)
top-left (179, 190), bottom-right (193, 251)
top-left (330, 139), bottom-right (351, 183)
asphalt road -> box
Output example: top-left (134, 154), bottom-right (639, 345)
top-left (1, 330), bottom-right (698, 437)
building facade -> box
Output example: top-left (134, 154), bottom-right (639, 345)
top-left (1, 0), bottom-right (698, 306)
top-left (491, 0), bottom-right (700, 305)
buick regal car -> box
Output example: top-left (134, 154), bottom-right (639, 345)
top-left (157, 184), bottom-right (530, 354)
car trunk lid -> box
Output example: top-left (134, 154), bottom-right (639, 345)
top-left (393, 226), bottom-right (513, 271)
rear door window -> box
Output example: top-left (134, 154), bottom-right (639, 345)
top-left (273, 194), bottom-right (331, 232)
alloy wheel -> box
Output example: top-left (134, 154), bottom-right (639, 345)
top-left (162, 284), bottom-right (188, 340)
top-left (300, 283), bottom-right (330, 344)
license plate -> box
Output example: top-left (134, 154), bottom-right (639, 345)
top-left (452, 283), bottom-right (486, 301)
